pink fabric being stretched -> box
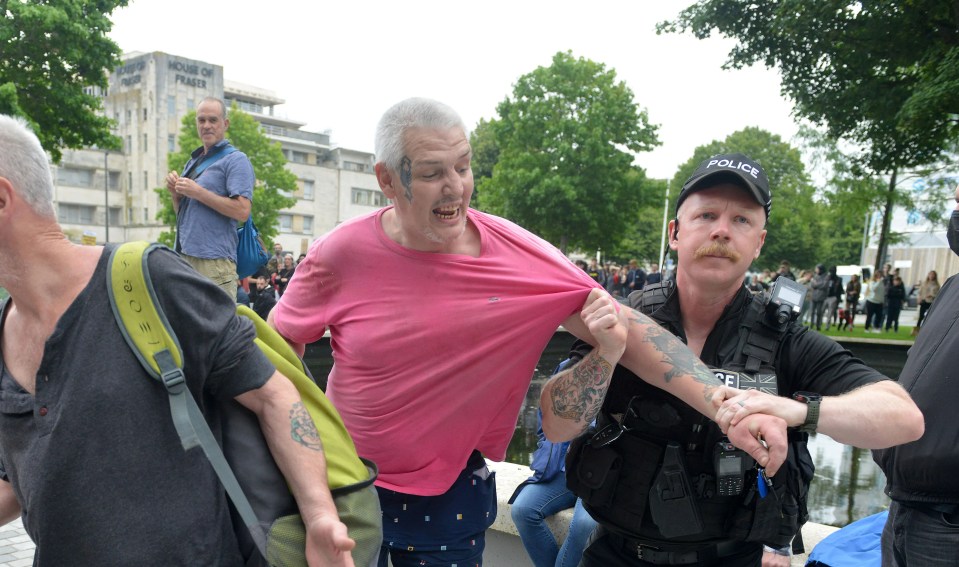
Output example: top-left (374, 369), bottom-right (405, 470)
top-left (273, 207), bottom-right (600, 495)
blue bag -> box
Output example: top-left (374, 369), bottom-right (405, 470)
top-left (236, 216), bottom-right (269, 279)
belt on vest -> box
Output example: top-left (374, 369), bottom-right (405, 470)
top-left (607, 533), bottom-right (746, 565)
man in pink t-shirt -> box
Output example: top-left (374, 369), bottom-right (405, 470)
top-left (270, 98), bottom-right (786, 567)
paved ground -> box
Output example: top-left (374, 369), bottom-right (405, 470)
top-left (0, 519), bottom-right (33, 566)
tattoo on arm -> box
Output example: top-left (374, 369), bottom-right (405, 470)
top-left (548, 351), bottom-right (614, 428)
top-left (289, 402), bottom-right (324, 451)
top-left (400, 156), bottom-right (413, 203)
top-left (626, 307), bottom-right (720, 403)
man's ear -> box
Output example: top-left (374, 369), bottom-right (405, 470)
top-left (668, 218), bottom-right (680, 250)
top-left (0, 177), bottom-right (12, 213)
top-left (375, 163), bottom-right (396, 199)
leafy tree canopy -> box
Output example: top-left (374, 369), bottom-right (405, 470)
top-left (670, 127), bottom-right (820, 270)
top-left (659, 0), bottom-right (959, 174)
top-left (0, 0), bottom-right (128, 161)
top-left (476, 51), bottom-right (661, 254)
top-left (156, 106), bottom-right (297, 248)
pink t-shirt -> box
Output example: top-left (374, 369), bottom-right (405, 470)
top-left (272, 207), bottom-right (600, 495)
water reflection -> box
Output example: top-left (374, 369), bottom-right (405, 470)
top-left (505, 334), bottom-right (891, 529)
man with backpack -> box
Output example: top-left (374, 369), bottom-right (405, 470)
top-left (165, 97), bottom-right (254, 300)
top-left (542, 153), bottom-right (923, 566)
top-left (0, 114), bottom-right (360, 565)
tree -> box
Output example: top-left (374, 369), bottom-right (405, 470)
top-left (468, 118), bottom-right (500, 209)
top-left (670, 127), bottom-right (820, 270)
top-left (660, 0), bottom-right (959, 272)
top-left (156, 106), bottom-right (297, 248)
top-left (0, 1), bottom-right (128, 161)
top-left (477, 51), bottom-right (661, 254)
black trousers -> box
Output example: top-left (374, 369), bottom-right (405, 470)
top-left (580, 530), bottom-right (762, 567)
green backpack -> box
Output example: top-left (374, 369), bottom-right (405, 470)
top-left (107, 241), bottom-right (382, 567)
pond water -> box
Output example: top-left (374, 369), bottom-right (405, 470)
top-left (305, 332), bottom-right (906, 529)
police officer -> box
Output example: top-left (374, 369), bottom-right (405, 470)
top-left (541, 153), bottom-right (924, 567)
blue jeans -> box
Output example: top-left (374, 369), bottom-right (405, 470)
top-left (511, 473), bottom-right (598, 567)
top-left (882, 500), bottom-right (959, 566)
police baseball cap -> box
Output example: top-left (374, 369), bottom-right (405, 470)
top-left (676, 153), bottom-right (771, 218)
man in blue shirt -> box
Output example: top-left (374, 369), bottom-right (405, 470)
top-left (165, 97), bottom-right (255, 300)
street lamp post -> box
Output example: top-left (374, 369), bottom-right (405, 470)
top-left (104, 150), bottom-right (109, 243)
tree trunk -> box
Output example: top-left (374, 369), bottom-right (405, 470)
top-left (874, 168), bottom-right (898, 274)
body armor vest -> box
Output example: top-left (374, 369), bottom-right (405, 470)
top-left (566, 281), bottom-right (813, 551)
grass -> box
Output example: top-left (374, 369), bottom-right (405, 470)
top-left (812, 323), bottom-right (916, 342)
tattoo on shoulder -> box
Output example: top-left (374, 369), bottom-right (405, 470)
top-left (548, 351), bottom-right (613, 427)
top-left (628, 308), bottom-right (720, 403)
top-left (290, 402), bottom-right (324, 451)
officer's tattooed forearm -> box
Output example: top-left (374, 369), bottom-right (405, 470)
top-left (548, 350), bottom-right (614, 430)
top-left (627, 308), bottom-right (721, 402)
top-left (290, 402), bottom-right (324, 451)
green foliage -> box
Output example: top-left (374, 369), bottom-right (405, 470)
top-left (155, 106), bottom-right (297, 247)
top-left (659, 0), bottom-right (958, 174)
top-left (476, 51), bottom-right (661, 254)
top-left (469, 118), bottom-right (500, 209)
top-left (670, 127), bottom-right (820, 270)
top-left (0, 0), bottom-right (128, 161)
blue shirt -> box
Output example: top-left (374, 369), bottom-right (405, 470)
top-left (178, 140), bottom-right (255, 261)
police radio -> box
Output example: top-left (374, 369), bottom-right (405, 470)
top-left (765, 277), bottom-right (806, 325)
top-left (713, 440), bottom-right (751, 496)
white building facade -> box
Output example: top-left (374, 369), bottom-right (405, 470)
top-left (54, 51), bottom-right (383, 256)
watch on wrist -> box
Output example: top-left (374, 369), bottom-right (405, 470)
top-left (792, 391), bottom-right (822, 434)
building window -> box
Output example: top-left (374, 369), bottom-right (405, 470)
top-left (56, 167), bottom-right (94, 188)
top-left (143, 108), bottom-right (148, 121)
top-left (108, 171), bottom-right (121, 191)
top-left (128, 173), bottom-right (132, 192)
top-left (125, 135), bottom-right (131, 154)
top-left (108, 207), bottom-right (122, 226)
top-left (279, 214), bottom-right (292, 232)
top-left (58, 203), bottom-right (95, 224)
top-left (168, 134), bottom-right (176, 153)
top-left (126, 110), bottom-right (132, 123)
top-left (351, 188), bottom-right (387, 207)
top-left (302, 179), bottom-right (314, 200)
top-left (167, 95), bottom-right (176, 115)
top-left (143, 134), bottom-right (148, 153)
top-left (143, 172), bottom-right (148, 190)
top-left (344, 161), bottom-right (371, 173)
top-left (291, 151), bottom-right (308, 164)
top-left (144, 207), bottom-right (149, 223)
top-left (186, 98), bottom-right (194, 111)
top-left (302, 216), bottom-right (314, 233)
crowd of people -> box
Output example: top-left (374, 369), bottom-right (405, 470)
top-left (0, 94), bottom-right (955, 567)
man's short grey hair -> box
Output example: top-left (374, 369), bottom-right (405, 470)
top-left (198, 96), bottom-right (228, 119)
top-left (0, 115), bottom-right (56, 219)
top-left (374, 98), bottom-right (468, 173)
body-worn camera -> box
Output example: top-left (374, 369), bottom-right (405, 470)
top-left (765, 276), bottom-right (806, 325)
top-left (714, 440), bottom-right (753, 496)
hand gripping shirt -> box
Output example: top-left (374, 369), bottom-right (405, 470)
top-left (272, 207), bottom-right (600, 495)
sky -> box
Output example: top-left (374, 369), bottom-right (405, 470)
top-left (107, 0), bottom-right (800, 181)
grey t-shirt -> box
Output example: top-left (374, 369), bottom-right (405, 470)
top-left (0, 245), bottom-right (275, 565)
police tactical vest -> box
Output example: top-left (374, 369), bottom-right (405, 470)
top-left (566, 281), bottom-right (814, 552)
